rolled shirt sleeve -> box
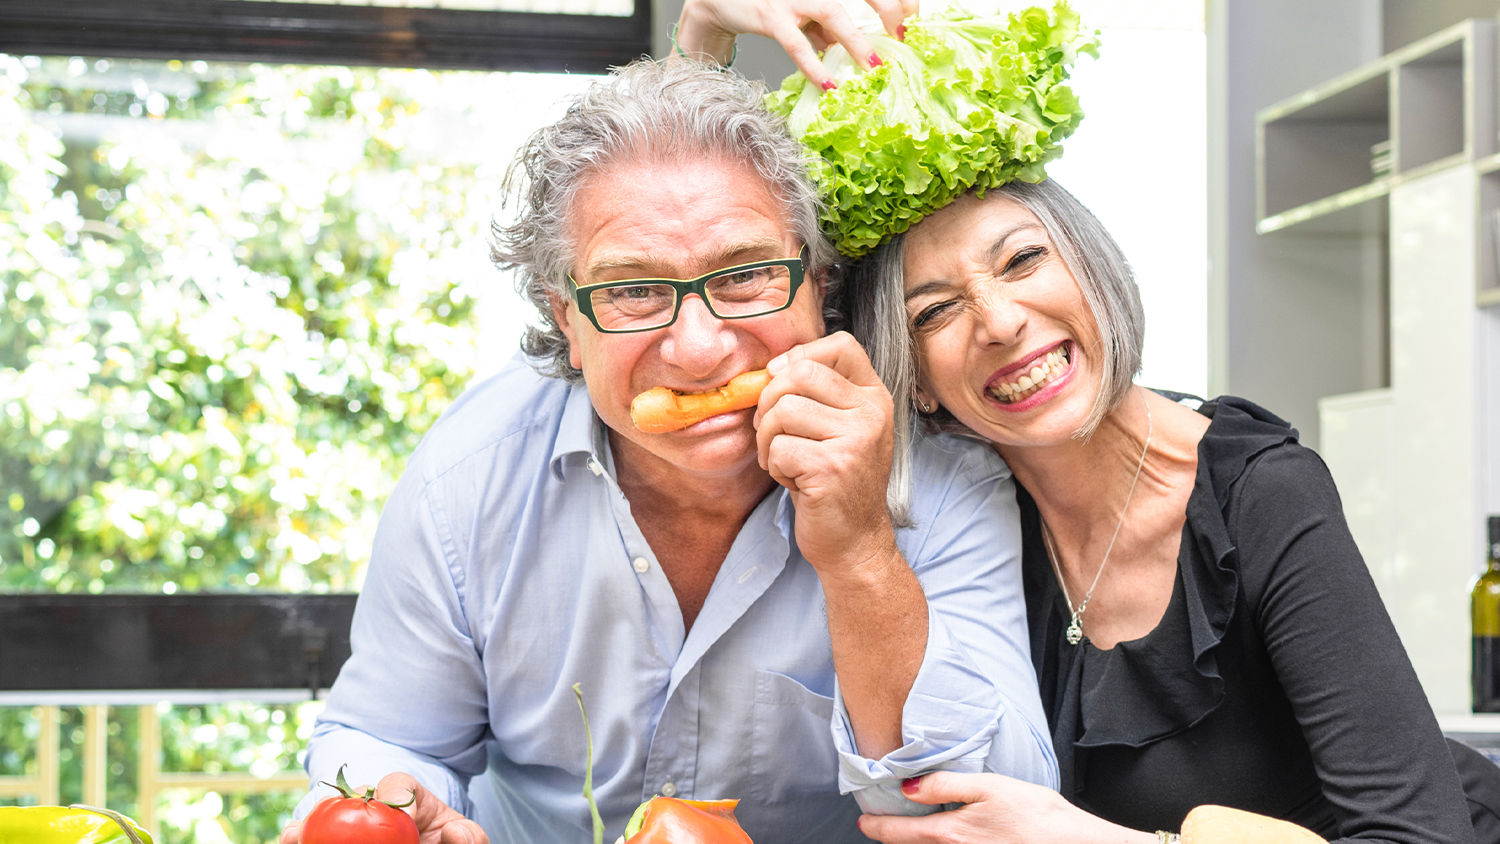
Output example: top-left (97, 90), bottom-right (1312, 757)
top-left (294, 457), bottom-right (492, 819)
top-left (833, 431), bottom-right (1058, 812)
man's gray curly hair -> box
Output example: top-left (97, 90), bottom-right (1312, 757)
top-left (491, 58), bottom-right (839, 382)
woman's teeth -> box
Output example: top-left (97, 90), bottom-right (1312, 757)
top-left (989, 346), bottom-right (1070, 403)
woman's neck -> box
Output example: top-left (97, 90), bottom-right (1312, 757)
top-left (996, 389), bottom-right (1208, 559)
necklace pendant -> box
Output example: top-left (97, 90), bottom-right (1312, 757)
top-left (1065, 616), bottom-right (1084, 646)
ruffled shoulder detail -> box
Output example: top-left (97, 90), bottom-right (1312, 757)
top-left (1066, 396), bottom-right (1299, 749)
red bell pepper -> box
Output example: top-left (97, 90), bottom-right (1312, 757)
top-left (621, 797), bottom-right (753, 844)
top-left (575, 684), bottom-right (755, 844)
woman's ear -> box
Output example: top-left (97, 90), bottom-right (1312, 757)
top-left (913, 384), bottom-right (937, 414)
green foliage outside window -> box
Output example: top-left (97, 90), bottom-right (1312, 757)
top-left (1, 53), bottom-right (588, 842)
top-left (1, 55), bottom-right (507, 593)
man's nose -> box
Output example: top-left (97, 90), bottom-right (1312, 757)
top-left (659, 294), bottom-right (732, 375)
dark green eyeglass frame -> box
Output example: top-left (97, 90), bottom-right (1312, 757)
top-left (567, 246), bottom-right (808, 334)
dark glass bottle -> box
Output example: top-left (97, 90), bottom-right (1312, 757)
top-left (1473, 515), bottom-right (1500, 712)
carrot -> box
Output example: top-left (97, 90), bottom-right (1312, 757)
top-left (629, 370), bottom-right (771, 434)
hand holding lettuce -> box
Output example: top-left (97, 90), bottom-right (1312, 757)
top-left (765, 2), bottom-right (1098, 257)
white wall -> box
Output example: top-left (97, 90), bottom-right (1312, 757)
top-left (1207, 0), bottom-right (1384, 446)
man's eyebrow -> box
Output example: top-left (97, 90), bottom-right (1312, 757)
top-left (708, 239), bottom-right (789, 267)
top-left (582, 256), bottom-right (657, 277)
top-left (904, 222), bottom-right (1044, 303)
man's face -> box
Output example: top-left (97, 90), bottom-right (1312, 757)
top-left (553, 156), bottom-right (825, 483)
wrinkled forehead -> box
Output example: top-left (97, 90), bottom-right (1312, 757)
top-left (567, 155), bottom-right (799, 280)
top-left (902, 192), bottom-right (1052, 277)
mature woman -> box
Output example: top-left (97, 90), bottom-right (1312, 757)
top-left (846, 179), bottom-right (1478, 844)
top-left (674, 3), bottom-right (1494, 843)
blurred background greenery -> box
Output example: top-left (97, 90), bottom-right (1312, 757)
top-left (1, 53), bottom-right (590, 842)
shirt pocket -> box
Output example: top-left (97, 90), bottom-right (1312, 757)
top-left (749, 669), bottom-right (839, 802)
top-left (745, 670), bottom-right (865, 843)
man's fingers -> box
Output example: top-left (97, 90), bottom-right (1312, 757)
top-left (370, 772), bottom-right (488, 844)
top-left (375, 771), bottom-right (422, 812)
top-left (768, 331), bottom-right (883, 389)
top-left (440, 818), bottom-right (490, 844)
top-left (764, 426), bottom-right (835, 482)
top-left (756, 358), bottom-right (865, 428)
top-left (375, 771), bottom-right (450, 831)
top-left (278, 819), bottom-right (301, 844)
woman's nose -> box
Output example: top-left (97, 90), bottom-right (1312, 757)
top-left (972, 286), bottom-right (1026, 347)
top-left (658, 294), bottom-right (732, 376)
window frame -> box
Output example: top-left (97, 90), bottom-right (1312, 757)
top-left (0, 0), bottom-right (650, 73)
top-left (0, 594), bottom-right (357, 696)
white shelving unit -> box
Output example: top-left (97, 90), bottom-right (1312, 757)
top-left (1256, 18), bottom-right (1500, 715)
top-left (1258, 20), bottom-right (1496, 238)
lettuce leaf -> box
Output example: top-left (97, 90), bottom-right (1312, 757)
top-left (765, 1), bottom-right (1099, 258)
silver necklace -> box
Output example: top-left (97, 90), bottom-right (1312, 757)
top-left (1040, 387), bottom-right (1153, 646)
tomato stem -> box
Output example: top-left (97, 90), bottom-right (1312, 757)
top-left (321, 764), bottom-right (416, 809)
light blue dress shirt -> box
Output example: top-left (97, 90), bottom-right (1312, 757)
top-left (298, 353), bottom-right (1056, 844)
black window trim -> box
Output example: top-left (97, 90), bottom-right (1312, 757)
top-left (0, 0), bottom-right (651, 74)
top-left (0, 594), bottom-right (358, 697)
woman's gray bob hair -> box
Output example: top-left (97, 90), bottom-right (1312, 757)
top-left (845, 179), bottom-right (1144, 522)
top-left (491, 58), bottom-right (838, 382)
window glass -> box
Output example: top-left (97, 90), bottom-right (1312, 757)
top-left (234, 0), bottom-right (634, 12)
top-left (0, 55), bottom-right (592, 594)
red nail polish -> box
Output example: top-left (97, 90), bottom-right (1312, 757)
top-left (821, 78), bottom-right (837, 91)
top-left (897, 23), bottom-right (907, 40)
top-left (868, 52), bottom-right (883, 68)
top-left (901, 776), bottom-right (921, 794)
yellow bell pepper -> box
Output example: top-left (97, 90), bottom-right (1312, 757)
top-left (1180, 805), bottom-right (1326, 844)
top-left (0, 804), bottom-right (154, 844)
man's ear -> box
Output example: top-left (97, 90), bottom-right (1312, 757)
top-left (549, 293), bottom-right (584, 371)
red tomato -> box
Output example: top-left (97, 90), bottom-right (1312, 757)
top-left (302, 765), bottom-right (420, 844)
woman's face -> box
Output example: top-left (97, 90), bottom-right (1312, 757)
top-left (902, 191), bottom-right (1103, 448)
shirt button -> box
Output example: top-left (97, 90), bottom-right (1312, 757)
top-left (632, 557), bottom-right (649, 573)
top-left (660, 781), bottom-right (677, 797)
top-left (588, 459), bottom-right (603, 476)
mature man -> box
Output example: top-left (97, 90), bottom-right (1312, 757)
top-left (282, 59), bottom-right (1054, 844)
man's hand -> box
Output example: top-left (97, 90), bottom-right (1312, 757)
top-left (755, 331), bottom-right (924, 758)
top-left (755, 330), bottom-right (897, 577)
top-left (279, 772), bottom-right (490, 844)
top-left (673, 0), bottom-right (918, 87)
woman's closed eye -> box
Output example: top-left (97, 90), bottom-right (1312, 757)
top-left (1003, 245), bottom-right (1047, 275)
top-left (910, 247), bottom-right (1047, 330)
top-left (911, 299), bottom-right (959, 331)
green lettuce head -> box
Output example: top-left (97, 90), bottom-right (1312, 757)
top-left (765, 1), bottom-right (1098, 258)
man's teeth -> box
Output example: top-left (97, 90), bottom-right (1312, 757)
top-left (990, 346), bottom-right (1069, 403)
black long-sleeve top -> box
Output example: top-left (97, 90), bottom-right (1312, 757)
top-left (1019, 396), bottom-right (1474, 843)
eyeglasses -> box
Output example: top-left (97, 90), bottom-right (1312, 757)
top-left (567, 247), bottom-right (807, 334)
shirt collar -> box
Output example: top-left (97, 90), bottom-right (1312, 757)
top-left (549, 380), bottom-right (605, 481)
